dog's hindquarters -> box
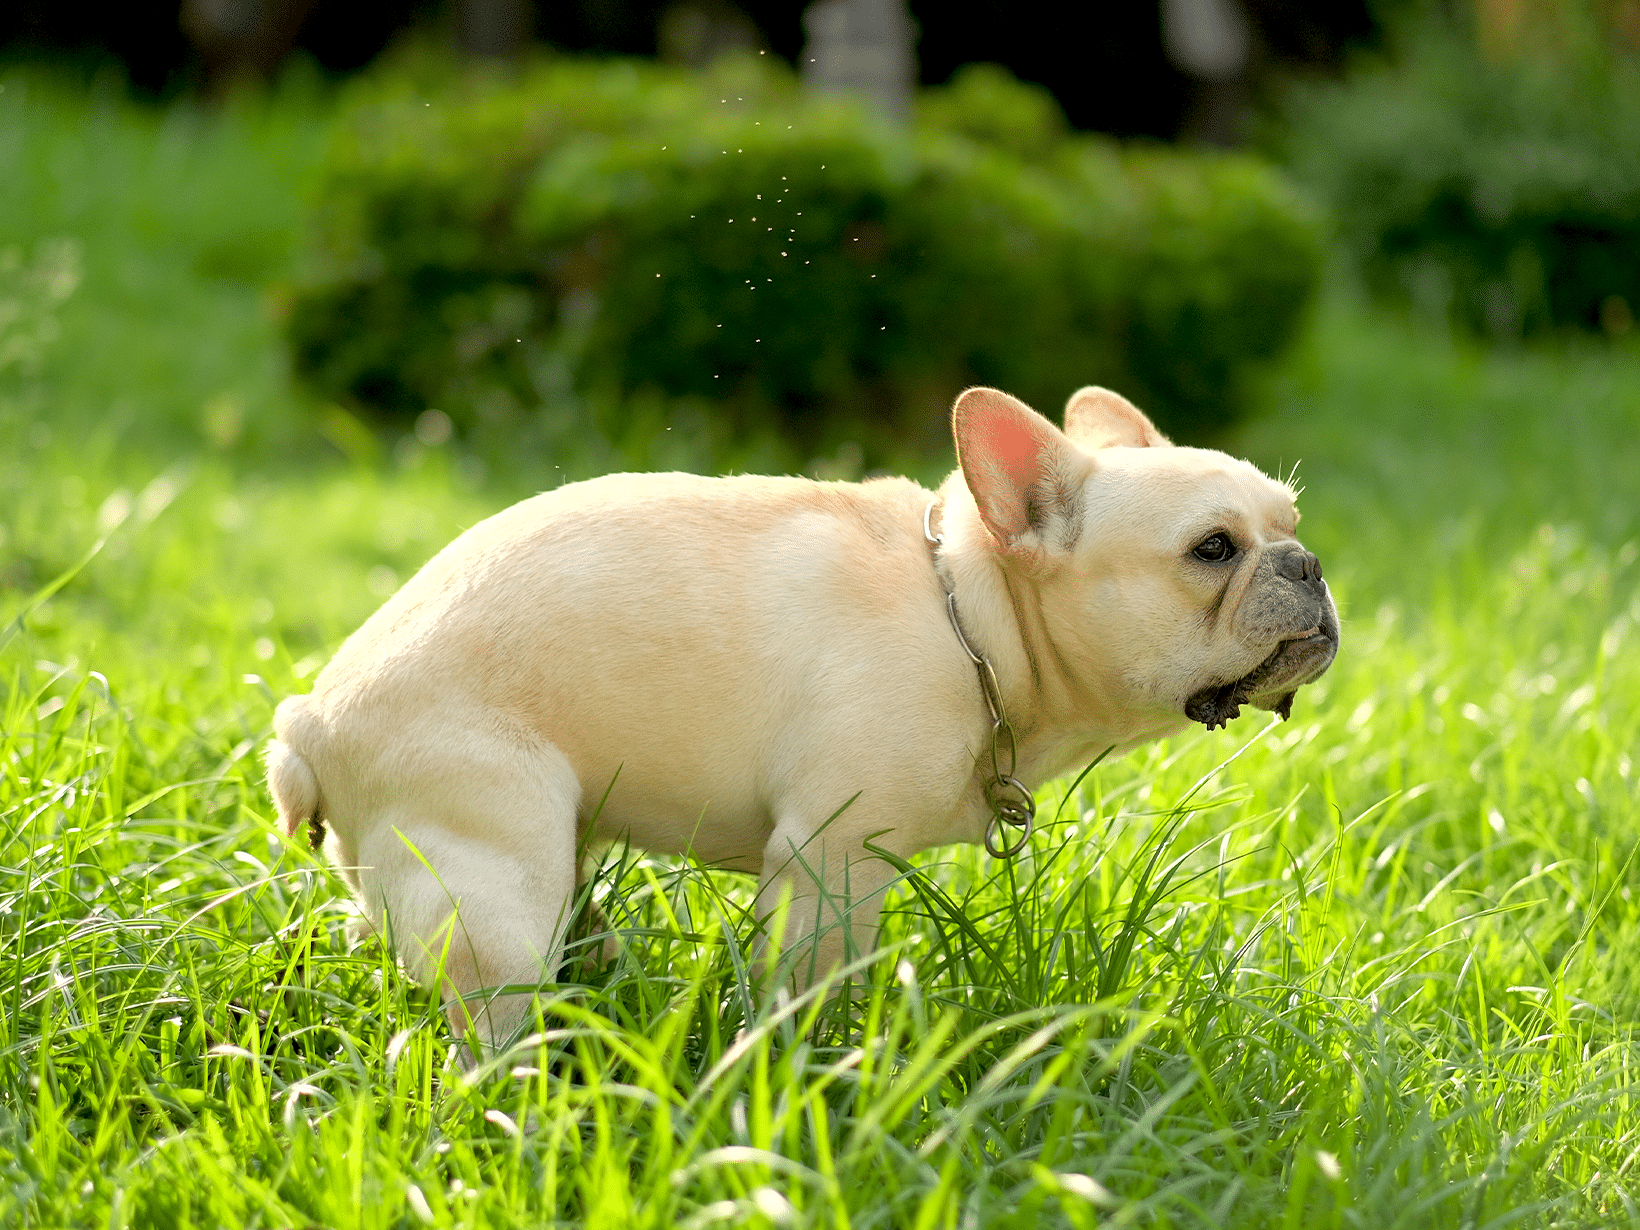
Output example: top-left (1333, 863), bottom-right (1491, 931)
top-left (269, 692), bottom-right (585, 1051)
top-left (358, 808), bottom-right (579, 1050)
top-left (308, 705), bottom-right (583, 1052)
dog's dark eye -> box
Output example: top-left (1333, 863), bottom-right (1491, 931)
top-left (1193, 534), bottom-right (1237, 563)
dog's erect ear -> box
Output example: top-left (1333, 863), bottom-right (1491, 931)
top-left (953, 387), bottom-right (1093, 556)
top-left (1063, 386), bottom-right (1171, 451)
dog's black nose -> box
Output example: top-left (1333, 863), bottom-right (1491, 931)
top-left (1276, 546), bottom-right (1323, 586)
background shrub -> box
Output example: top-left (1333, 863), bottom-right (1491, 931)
top-left (1283, 10), bottom-right (1640, 338)
top-left (286, 55), bottom-right (1322, 463)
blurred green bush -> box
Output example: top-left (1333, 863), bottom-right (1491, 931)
top-left (286, 55), bottom-right (1322, 462)
top-left (1283, 10), bottom-right (1640, 338)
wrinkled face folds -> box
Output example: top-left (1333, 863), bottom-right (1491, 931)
top-left (1056, 446), bottom-right (1340, 732)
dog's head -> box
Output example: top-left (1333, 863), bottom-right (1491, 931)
top-left (951, 386), bottom-right (1339, 741)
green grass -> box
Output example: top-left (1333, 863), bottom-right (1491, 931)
top-left (3, 69), bottom-right (1639, 1228)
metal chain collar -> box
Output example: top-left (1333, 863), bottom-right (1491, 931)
top-left (923, 501), bottom-right (1037, 858)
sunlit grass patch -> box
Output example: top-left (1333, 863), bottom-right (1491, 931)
top-left (4, 564), bottom-right (1637, 1226)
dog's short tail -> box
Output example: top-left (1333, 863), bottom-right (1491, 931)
top-left (266, 696), bottom-right (327, 851)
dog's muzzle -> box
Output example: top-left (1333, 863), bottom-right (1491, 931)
top-left (1185, 547), bottom-right (1340, 731)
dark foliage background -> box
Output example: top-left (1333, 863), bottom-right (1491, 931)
top-left (1, 0), bottom-right (1380, 136)
top-left (282, 56), bottom-right (1322, 465)
top-left (1283, 7), bottom-right (1640, 340)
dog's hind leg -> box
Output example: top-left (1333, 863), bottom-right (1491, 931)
top-left (755, 813), bottom-right (902, 993)
top-left (351, 734), bottom-right (582, 1053)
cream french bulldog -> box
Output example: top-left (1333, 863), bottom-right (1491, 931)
top-left (266, 386), bottom-right (1338, 1047)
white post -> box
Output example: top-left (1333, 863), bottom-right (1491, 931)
top-left (801, 0), bottom-right (918, 123)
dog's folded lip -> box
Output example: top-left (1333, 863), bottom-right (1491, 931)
top-left (1252, 623), bottom-right (1338, 688)
top-left (1183, 620), bottom-right (1339, 729)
